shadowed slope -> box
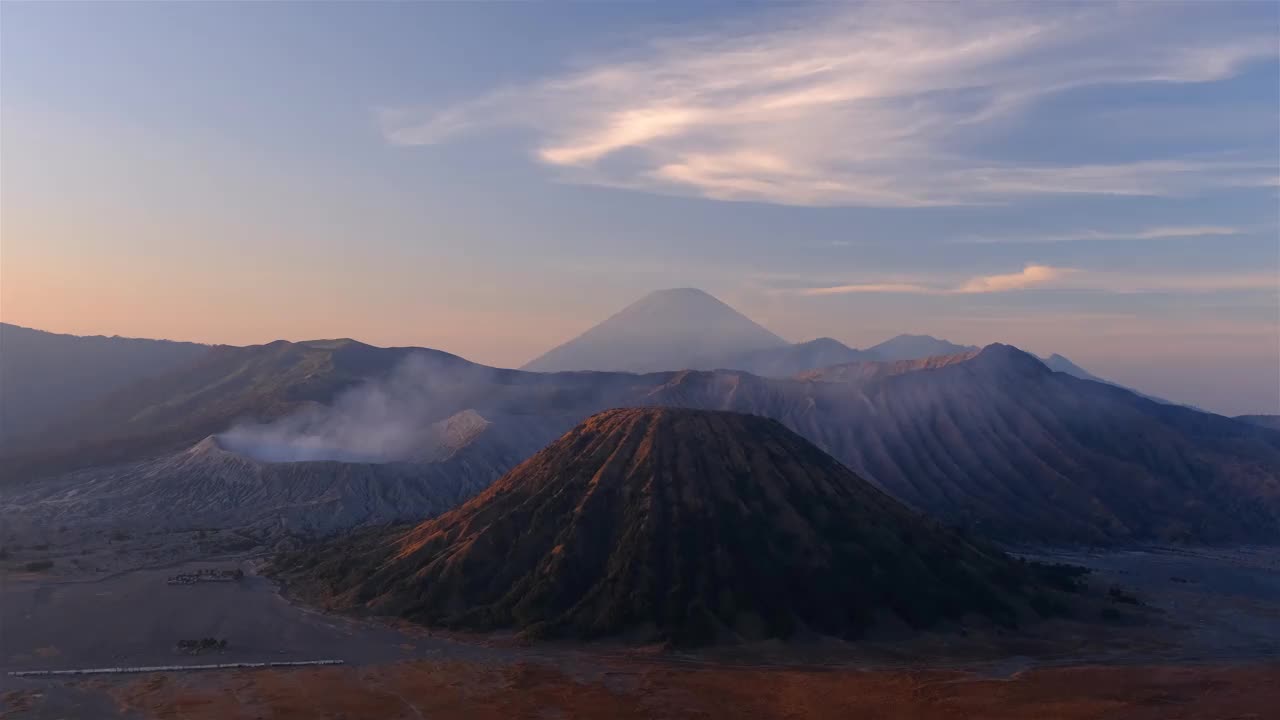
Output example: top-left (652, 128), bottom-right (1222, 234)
top-left (0, 323), bottom-right (209, 449)
top-left (1040, 352), bottom-right (1178, 406)
top-left (650, 346), bottom-right (1280, 543)
top-left (2, 339), bottom-right (475, 478)
top-left (1238, 415), bottom-right (1280, 432)
top-left (796, 349), bottom-right (980, 383)
top-left (278, 409), bottom-right (1064, 645)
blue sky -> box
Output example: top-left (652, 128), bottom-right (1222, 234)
top-left (2, 2), bottom-right (1278, 414)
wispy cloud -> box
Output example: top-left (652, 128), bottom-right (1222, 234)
top-left (797, 264), bottom-right (1070, 295)
top-left (958, 225), bottom-right (1246, 244)
top-left (790, 265), bottom-right (1276, 296)
top-left (380, 4), bottom-right (1277, 207)
top-left (957, 264), bottom-right (1070, 293)
top-left (800, 282), bottom-right (946, 296)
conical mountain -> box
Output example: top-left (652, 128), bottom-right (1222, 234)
top-left (277, 408), bottom-right (1067, 645)
top-left (521, 288), bottom-right (788, 373)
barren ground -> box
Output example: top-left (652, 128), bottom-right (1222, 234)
top-left (3, 544), bottom-right (1279, 718)
top-left (5, 659), bottom-right (1278, 719)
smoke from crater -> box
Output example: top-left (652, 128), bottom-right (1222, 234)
top-left (218, 353), bottom-right (469, 463)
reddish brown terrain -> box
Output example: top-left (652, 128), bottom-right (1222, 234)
top-left (275, 408), bottom-right (1086, 644)
top-left (5, 659), bottom-right (1277, 719)
top-left (5, 408), bottom-right (1279, 718)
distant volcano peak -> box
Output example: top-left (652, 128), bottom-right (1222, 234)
top-left (521, 288), bottom-right (787, 373)
top-left (646, 286), bottom-right (714, 298)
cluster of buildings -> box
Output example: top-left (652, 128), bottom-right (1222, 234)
top-left (165, 567), bottom-right (244, 585)
top-left (177, 637), bottom-right (228, 654)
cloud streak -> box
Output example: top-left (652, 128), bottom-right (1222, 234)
top-left (957, 264), bottom-right (1070, 293)
top-left (959, 225), bottom-right (1246, 244)
top-left (381, 4), bottom-right (1277, 207)
top-left (792, 265), bottom-right (1276, 296)
top-left (798, 264), bottom-right (1071, 296)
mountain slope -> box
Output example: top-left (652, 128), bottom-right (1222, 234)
top-left (1040, 353), bottom-right (1107, 383)
top-left (0, 409), bottom-right (533, 539)
top-left (3, 338), bottom-right (476, 478)
top-left (521, 288), bottom-right (788, 373)
top-left (1040, 353), bottom-right (1177, 406)
top-left (1238, 415), bottom-right (1280, 431)
top-left (276, 408), bottom-right (1066, 645)
top-left (716, 337), bottom-right (871, 377)
top-left (865, 334), bottom-right (977, 361)
top-left (796, 349), bottom-right (980, 383)
top-left (0, 323), bottom-right (209, 449)
top-left (655, 346), bottom-right (1280, 543)
top-left (12, 335), bottom-right (1278, 546)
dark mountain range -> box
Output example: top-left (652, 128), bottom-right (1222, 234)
top-left (613, 347), bottom-right (1280, 544)
top-left (1039, 353), bottom-right (1107, 383)
top-left (3, 338), bottom-right (475, 478)
top-left (865, 334), bottom-right (977, 361)
top-left (796, 349), bottom-right (980, 383)
top-left (0, 323), bottom-right (209, 450)
top-left (1238, 415), bottom-right (1280, 431)
top-left (8, 335), bottom-right (1278, 546)
top-left (716, 337), bottom-right (872, 376)
top-left (521, 288), bottom-right (789, 373)
top-left (275, 408), bottom-right (1071, 645)
top-left (710, 334), bottom-right (980, 378)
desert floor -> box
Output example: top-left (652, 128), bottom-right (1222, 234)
top-left (3, 545), bottom-right (1279, 719)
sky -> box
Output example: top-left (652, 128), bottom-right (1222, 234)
top-left (2, 2), bottom-right (1278, 415)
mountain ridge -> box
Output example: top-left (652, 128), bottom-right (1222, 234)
top-left (2, 338), bottom-right (477, 477)
top-left (864, 334), bottom-right (978, 361)
top-left (1039, 352), bottom-right (1179, 406)
top-left (7, 339), bottom-right (1278, 545)
top-left (1237, 415), bottom-right (1280, 431)
top-left (714, 337), bottom-right (872, 377)
top-left (0, 322), bottom-right (211, 449)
